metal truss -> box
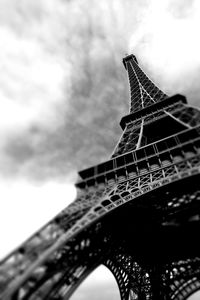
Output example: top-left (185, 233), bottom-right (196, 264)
top-left (123, 54), bottom-right (167, 113)
top-left (1, 54), bottom-right (200, 299)
top-left (104, 253), bottom-right (151, 300)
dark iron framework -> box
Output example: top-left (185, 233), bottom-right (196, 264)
top-left (1, 54), bottom-right (200, 299)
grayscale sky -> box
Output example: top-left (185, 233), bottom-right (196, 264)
top-left (0, 0), bottom-right (200, 299)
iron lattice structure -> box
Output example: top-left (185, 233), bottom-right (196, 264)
top-left (1, 54), bottom-right (200, 300)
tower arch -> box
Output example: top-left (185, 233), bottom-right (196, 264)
top-left (70, 265), bottom-right (120, 300)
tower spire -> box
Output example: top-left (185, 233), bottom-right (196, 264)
top-left (112, 54), bottom-right (187, 158)
top-left (123, 54), bottom-right (167, 113)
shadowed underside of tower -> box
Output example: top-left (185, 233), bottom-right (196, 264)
top-left (1, 54), bottom-right (200, 300)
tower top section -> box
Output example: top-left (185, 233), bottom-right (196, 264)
top-left (123, 54), bottom-right (138, 68)
top-left (123, 54), bottom-right (168, 114)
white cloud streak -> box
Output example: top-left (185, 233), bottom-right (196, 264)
top-left (0, 0), bottom-right (72, 142)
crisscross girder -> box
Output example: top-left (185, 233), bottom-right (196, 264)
top-left (123, 54), bottom-right (168, 113)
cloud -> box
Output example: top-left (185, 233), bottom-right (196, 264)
top-left (0, 0), bottom-right (73, 133)
top-left (0, 27), bottom-right (70, 129)
top-left (129, 0), bottom-right (200, 105)
top-left (0, 0), bottom-right (71, 179)
top-left (0, 0), bottom-right (78, 182)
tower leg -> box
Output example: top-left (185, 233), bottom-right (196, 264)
top-left (149, 265), bottom-right (166, 300)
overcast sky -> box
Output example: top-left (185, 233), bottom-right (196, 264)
top-left (1, 0), bottom-right (200, 299)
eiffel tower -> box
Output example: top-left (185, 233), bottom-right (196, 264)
top-left (1, 54), bottom-right (200, 300)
